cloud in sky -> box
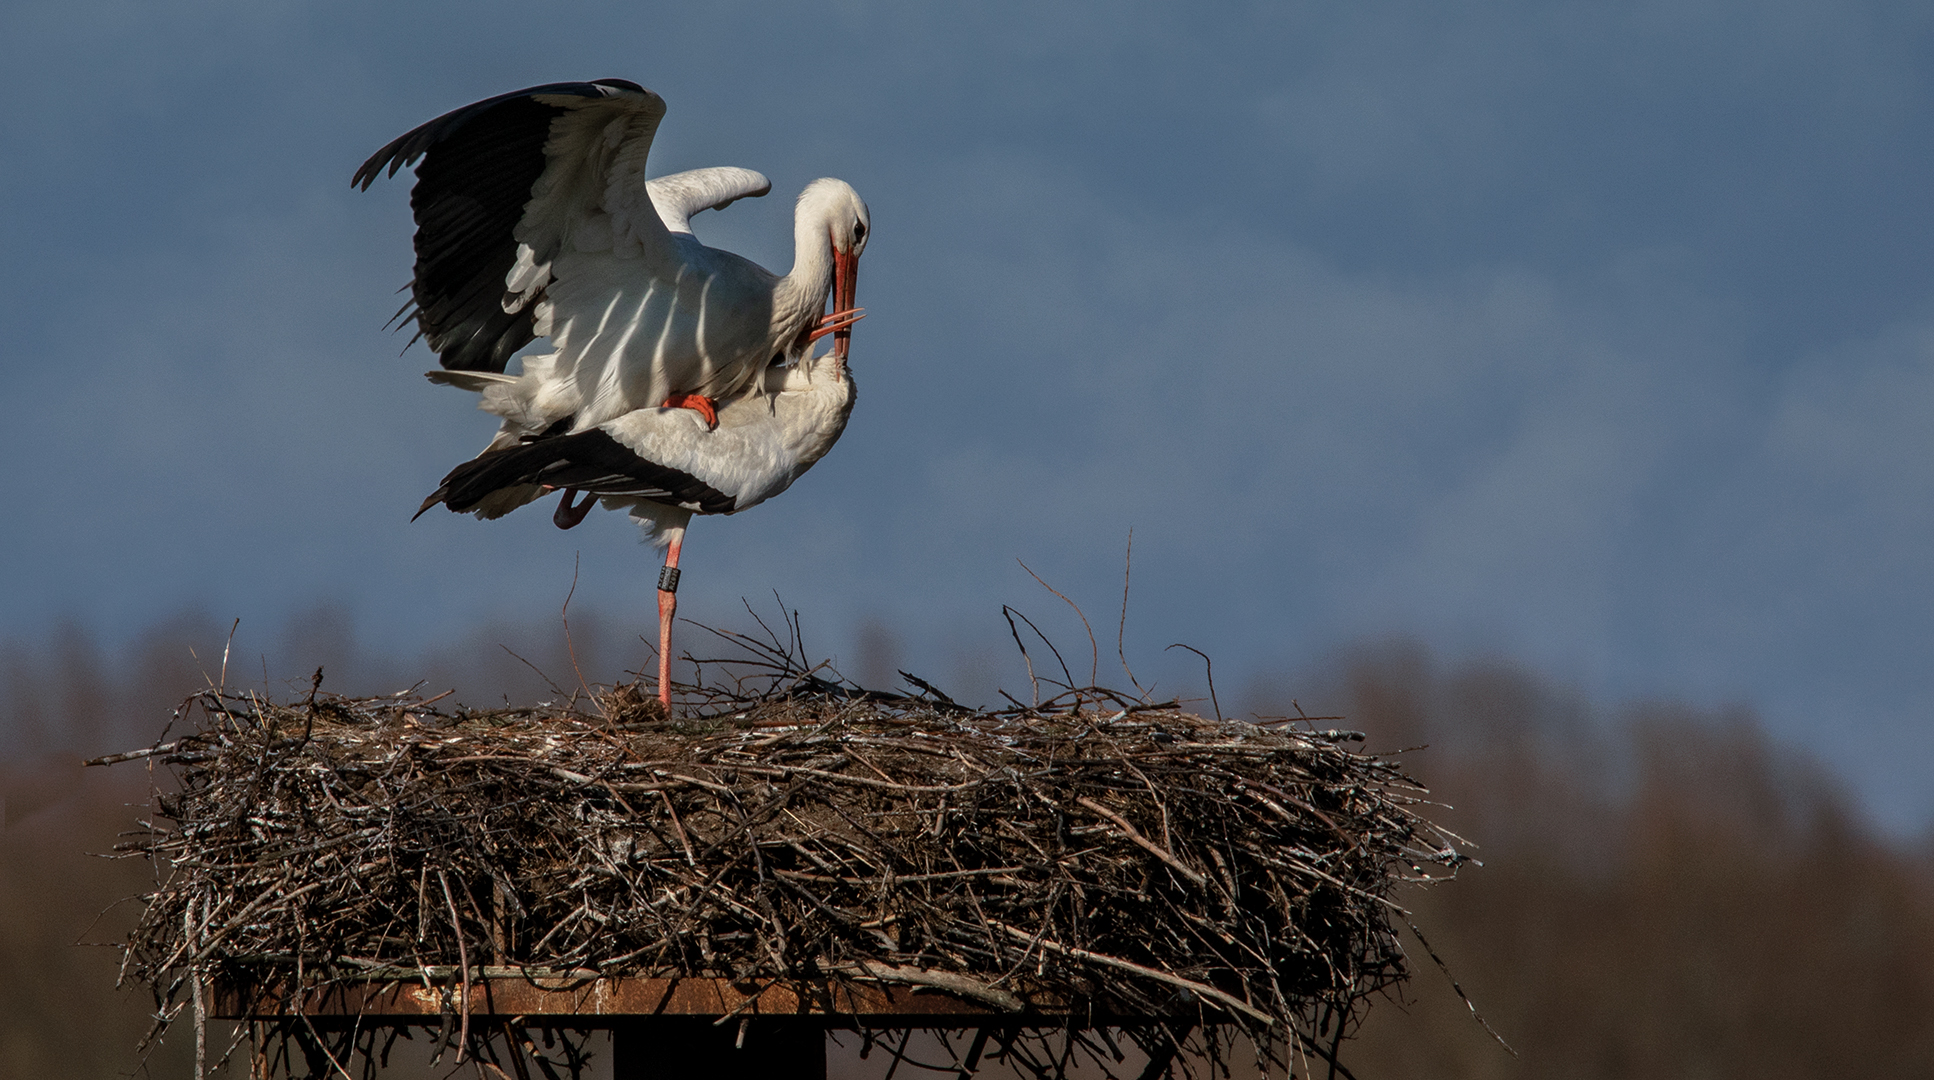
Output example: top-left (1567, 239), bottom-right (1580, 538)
top-left (1, 0), bottom-right (1931, 826)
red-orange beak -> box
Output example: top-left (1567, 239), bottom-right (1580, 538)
top-left (832, 246), bottom-right (859, 361)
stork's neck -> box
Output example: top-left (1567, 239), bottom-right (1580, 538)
top-left (773, 203), bottom-right (836, 341)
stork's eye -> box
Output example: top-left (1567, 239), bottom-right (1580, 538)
top-left (853, 222), bottom-right (867, 241)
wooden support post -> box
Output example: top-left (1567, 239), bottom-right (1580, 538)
top-left (611, 1018), bottom-right (826, 1080)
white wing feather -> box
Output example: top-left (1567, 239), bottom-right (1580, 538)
top-left (513, 91), bottom-right (671, 265)
top-left (647, 167), bottom-right (772, 234)
top-left (505, 104), bottom-right (782, 429)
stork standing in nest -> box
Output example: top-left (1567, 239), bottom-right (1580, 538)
top-left (356, 80), bottom-right (871, 708)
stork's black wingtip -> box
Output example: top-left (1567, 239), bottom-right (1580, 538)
top-left (350, 157), bottom-right (385, 191)
top-left (411, 491), bottom-right (446, 521)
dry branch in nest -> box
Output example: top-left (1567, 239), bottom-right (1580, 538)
top-left (94, 619), bottom-right (1466, 1079)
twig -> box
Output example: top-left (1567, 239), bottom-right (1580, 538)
top-left (990, 923), bottom-right (1278, 1028)
top-left (438, 870), bottom-right (472, 1059)
top-left (1406, 919), bottom-right (1516, 1055)
top-left (84, 742), bottom-right (180, 767)
top-left (220, 618), bottom-right (240, 693)
top-left (560, 554), bottom-right (600, 718)
top-left (830, 960), bottom-right (1026, 1012)
top-left (1165, 644), bottom-right (1221, 722)
top-left (1019, 559), bottom-right (1099, 688)
top-left (188, 896), bottom-right (206, 1080)
top-left (1117, 529), bottom-right (1148, 698)
top-left (295, 1013), bottom-right (358, 1080)
top-left (1074, 796), bottom-right (1207, 888)
top-left (1008, 606), bottom-right (1075, 694)
top-left (660, 790), bottom-right (697, 866)
top-left (1002, 607), bottom-right (1044, 707)
top-left (499, 645), bottom-right (569, 702)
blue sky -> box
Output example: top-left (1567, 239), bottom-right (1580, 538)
top-left (3, 1), bottom-right (1932, 828)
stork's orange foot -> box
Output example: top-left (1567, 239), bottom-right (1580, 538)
top-left (663, 393), bottom-right (718, 429)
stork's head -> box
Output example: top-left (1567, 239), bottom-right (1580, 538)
top-left (800, 178), bottom-right (869, 360)
top-left (800, 177), bottom-right (870, 257)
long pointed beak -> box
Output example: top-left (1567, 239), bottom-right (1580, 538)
top-left (832, 247), bottom-right (859, 361)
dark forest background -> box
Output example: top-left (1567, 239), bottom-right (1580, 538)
top-left (4, 611), bottom-right (1931, 1078)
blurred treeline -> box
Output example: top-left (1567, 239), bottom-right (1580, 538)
top-left (0, 608), bottom-right (637, 1079)
top-left (1298, 642), bottom-right (1934, 1077)
top-left (3, 615), bottom-right (1931, 1078)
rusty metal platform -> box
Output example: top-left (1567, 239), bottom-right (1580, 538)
top-left (214, 974), bottom-right (1173, 1080)
top-left (213, 971), bottom-right (1116, 1025)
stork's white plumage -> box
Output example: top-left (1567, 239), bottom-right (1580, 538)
top-left (357, 80), bottom-right (871, 708)
top-left (419, 350), bottom-right (855, 532)
top-left (353, 80), bottom-right (868, 424)
top-left (416, 349), bottom-right (857, 704)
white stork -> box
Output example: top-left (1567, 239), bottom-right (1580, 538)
top-left (355, 80), bottom-right (871, 708)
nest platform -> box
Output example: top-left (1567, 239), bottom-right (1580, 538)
top-left (97, 672), bottom-right (1463, 1078)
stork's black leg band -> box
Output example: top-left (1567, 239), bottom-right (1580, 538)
top-left (658, 566), bottom-right (681, 593)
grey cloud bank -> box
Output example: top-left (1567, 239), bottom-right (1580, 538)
top-left (2, 1), bottom-right (1931, 827)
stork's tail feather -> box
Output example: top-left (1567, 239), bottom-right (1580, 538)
top-left (412, 428), bottom-right (736, 523)
top-left (417, 439), bottom-right (570, 517)
top-left (411, 488), bottom-right (451, 521)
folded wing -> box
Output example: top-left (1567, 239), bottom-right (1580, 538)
top-left (419, 427), bottom-right (737, 519)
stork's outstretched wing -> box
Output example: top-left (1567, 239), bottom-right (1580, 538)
top-left (353, 79), bottom-right (671, 373)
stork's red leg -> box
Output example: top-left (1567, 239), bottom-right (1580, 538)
top-left (656, 526), bottom-right (687, 710)
top-left (663, 393), bottom-right (718, 429)
top-left (553, 488), bottom-right (596, 529)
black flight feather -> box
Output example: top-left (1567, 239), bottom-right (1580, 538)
top-left (354, 80), bottom-right (650, 373)
top-left (416, 429), bottom-right (735, 521)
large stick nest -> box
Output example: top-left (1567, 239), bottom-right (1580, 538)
top-left (98, 626), bottom-right (1465, 1077)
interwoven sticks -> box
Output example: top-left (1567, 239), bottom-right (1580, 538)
top-left (101, 681), bottom-right (1463, 1077)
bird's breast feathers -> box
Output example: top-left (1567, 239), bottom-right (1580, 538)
top-left (601, 360), bottom-right (854, 512)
